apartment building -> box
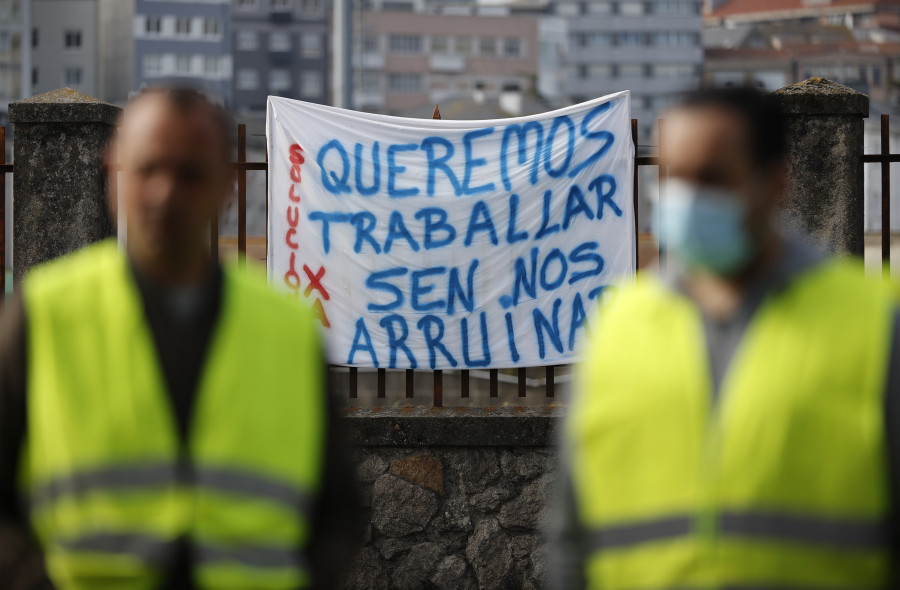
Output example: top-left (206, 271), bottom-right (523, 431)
top-left (31, 0), bottom-right (99, 96)
top-left (353, 1), bottom-right (540, 114)
top-left (0, 0), bottom-right (31, 115)
top-left (556, 0), bottom-right (703, 138)
top-left (231, 0), bottom-right (330, 113)
top-left (134, 0), bottom-right (233, 106)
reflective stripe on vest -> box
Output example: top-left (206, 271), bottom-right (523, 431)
top-left (23, 240), bottom-right (325, 590)
top-left (585, 512), bottom-right (887, 552)
top-left (30, 462), bottom-right (313, 520)
top-left (569, 259), bottom-right (896, 589)
top-left (57, 532), bottom-right (309, 571)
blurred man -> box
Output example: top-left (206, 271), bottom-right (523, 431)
top-left (552, 87), bottom-right (900, 589)
top-left (0, 87), bottom-right (360, 589)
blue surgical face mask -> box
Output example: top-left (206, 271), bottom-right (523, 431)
top-left (657, 179), bottom-right (756, 277)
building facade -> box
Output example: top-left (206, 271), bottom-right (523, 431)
top-left (0, 0), bottom-right (31, 116)
top-left (134, 0), bottom-right (233, 106)
top-left (231, 0), bottom-right (330, 113)
top-left (556, 0), bottom-right (703, 139)
top-left (31, 0), bottom-right (99, 96)
top-left (353, 1), bottom-right (540, 115)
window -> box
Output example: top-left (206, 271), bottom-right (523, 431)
top-left (237, 0), bottom-right (259, 8)
top-left (176, 54), bottom-right (191, 74)
top-left (583, 64), bottom-right (613, 78)
top-left (301, 33), bottom-right (322, 57)
top-left (653, 63), bottom-right (694, 77)
top-left (144, 54), bottom-right (162, 75)
top-left (146, 15), bottom-right (161, 34)
top-left (388, 73), bottom-right (422, 93)
top-left (31, 67), bottom-right (37, 86)
top-left (618, 63), bottom-right (644, 78)
top-left (362, 34), bottom-right (378, 53)
top-left (64, 30), bottom-right (82, 49)
top-left (203, 18), bottom-right (219, 36)
top-left (619, 2), bottom-right (644, 14)
top-left (617, 32), bottom-right (645, 46)
top-left (300, 0), bottom-right (321, 13)
top-left (389, 34), bottom-right (421, 54)
top-left (301, 71), bottom-right (323, 96)
top-left (361, 71), bottom-right (379, 92)
top-left (175, 17), bottom-right (191, 35)
top-left (204, 55), bottom-right (219, 75)
top-left (383, 2), bottom-right (414, 10)
top-left (237, 69), bottom-right (260, 90)
top-left (269, 31), bottom-right (291, 51)
top-left (269, 69), bottom-right (291, 91)
top-left (480, 37), bottom-right (497, 56)
top-left (556, 3), bottom-right (580, 15)
top-left (31, 27), bottom-right (37, 48)
top-left (651, 0), bottom-right (699, 13)
top-left (587, 2), bottom-right (614, 13)
top-left (237, 30), bottom-right (259, 50)
top-left (652, 31), bottom-right (699, 46)
top-left (504, 38), bottom-right (520, 57)
top-left (272, 0), bottom-right (292, 9)
top-left (431, 35), bottom-right (448, 54)
top-left (574, 32), bottom-right (613, 47)
top-left (64, 67), bottom-right (82, 86)
top-left (456, 36), bottom-right (472, 55)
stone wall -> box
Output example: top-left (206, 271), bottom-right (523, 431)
top-left (341, 408), bottom-right (562, 590)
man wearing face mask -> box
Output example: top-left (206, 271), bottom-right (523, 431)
top-left (550, 86), bottom-right (900, 589)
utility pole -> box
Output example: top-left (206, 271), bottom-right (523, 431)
top-left (332, 0), bottom-right (352, 109)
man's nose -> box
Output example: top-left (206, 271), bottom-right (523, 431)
top-left (147, 172), bottom-right (180, 206)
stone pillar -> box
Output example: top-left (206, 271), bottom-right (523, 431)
top-left (770, 77), bottom-right (869, 255)
top-left (8, 88), bottom-right (121, 285)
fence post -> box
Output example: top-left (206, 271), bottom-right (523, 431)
top-left (770, 77), bottom-right (868, 255)
top-left (8, 88), bottom-right (121, 285)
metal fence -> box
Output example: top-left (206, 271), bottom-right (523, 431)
top-left (862, 114), bottom-right (895, 265)
top-left (0, 114), bottom-right (895, 407)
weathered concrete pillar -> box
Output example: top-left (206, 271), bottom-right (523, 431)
top-left (770, 77), bottom-right (869, 255)
top-left (8, 88), bottom-right (120, 284)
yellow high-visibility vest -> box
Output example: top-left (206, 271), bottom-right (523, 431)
top-left (22, 240), bottom-right (326, 590)
top-left (569, 258), bottom-right (896, 589)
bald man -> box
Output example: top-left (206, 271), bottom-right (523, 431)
top-left (0, 88), bottom-right (361, 589)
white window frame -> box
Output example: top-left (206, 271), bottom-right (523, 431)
top-left (301, 71), bottom-right (323, 97)
top-left (236, 69), bottom-right (260, 90)
top-left (175, 17), bottom-right (191, 35)
top-left (144, 54), bottom-right (162, 76)
top-left (388, 34), bottom-right (421, 54)
top-left (301, 32), bottom-right (322, 58)
top-left (269, 31), bottom-right (292, 52)
top-left (236, 30), bottom-right (259, 51)
top-left (269, 68), bottom-right (292, 91)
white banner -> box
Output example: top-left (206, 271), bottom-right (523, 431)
top-left (267, 92), bottom-right (634, 369)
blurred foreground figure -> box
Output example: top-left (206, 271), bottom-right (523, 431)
top-left (0, 88), bottom-right (360, 589)
top-left (552, 87), bottom-right (900, 589)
